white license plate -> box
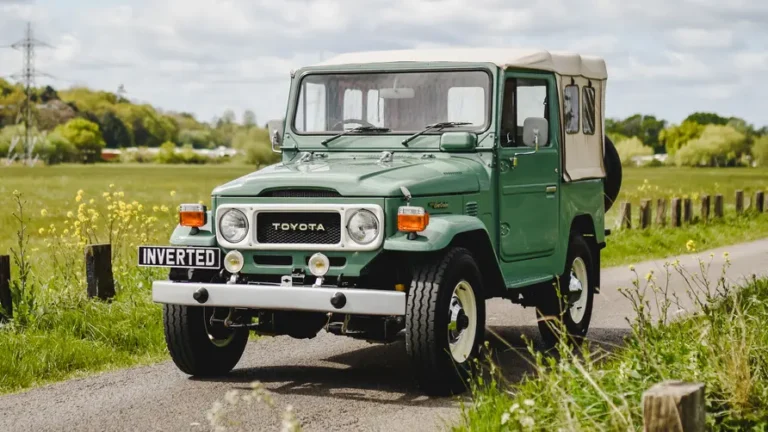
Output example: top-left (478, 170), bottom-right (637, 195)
top-left (138, 246), bottom-right (221, 269)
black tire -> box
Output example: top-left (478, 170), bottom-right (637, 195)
top-left (604, 137), bottom-right (623, 212)
top-left (536, 235), bottom-right (595, 347)
top-left (163, 304), bottom-right (249, 376)
top-left (406, 247), bottom-right (486, 396)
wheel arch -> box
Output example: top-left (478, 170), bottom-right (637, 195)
top-left (569, 214), bottom-right (602, 293)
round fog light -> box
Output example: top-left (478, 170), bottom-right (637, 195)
top-left (308, 253), bottom-right (330, 277)
top-left (224, 250), bottom-right (244, 274)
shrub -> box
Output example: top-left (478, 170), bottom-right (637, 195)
top-left (55, 118), bottom-right (106, 163)
top-left (675, 125), bottom-right (748, 167)
top-left (232, 127), bottom-right (279, 167)
top-left (615, 137), bottom-right (653, 167)
top-left (119, 147), bottom-right (157, 164)
top-left (752, 135), bottom-right (768, 167)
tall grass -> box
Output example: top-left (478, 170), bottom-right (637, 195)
top-left (0, 187), bottom-right (172, 394)
top-left (455, 258), bottom-right (768, 431)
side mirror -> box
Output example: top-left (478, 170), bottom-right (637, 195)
top-left (440, 132), bottom-right (477, 152)
top-left (522, 117), bottom-right (549, 149)
top-left (267, 119), bottom-right (284, 153)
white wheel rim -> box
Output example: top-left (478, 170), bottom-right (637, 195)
top-left (448, 280), bottom-right (478, 363)
top-left (568, 257), bottom-right (589, 324)
top-left (204, 307), bottom-right (235, 348)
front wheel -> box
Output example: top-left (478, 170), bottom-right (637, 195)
top-left (536, 235), bottom-right (595, 347)
top-left (163, 304), bottom-right (249, 376)
top-left (406, 247), bottom-right (486, 396)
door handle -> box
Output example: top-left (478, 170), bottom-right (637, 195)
top-left (546, 186), bottom-right (557, 193)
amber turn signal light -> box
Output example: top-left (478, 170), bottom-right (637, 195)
top-left (179, 203), bottom-right (206, 228)
top-left (398, 206), bottom-right (429, 232)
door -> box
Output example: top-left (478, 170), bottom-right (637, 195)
top-left (497, 73), bottom-right (560, 262)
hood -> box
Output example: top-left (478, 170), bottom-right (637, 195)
top-left (212, 153), bottom-right (487, 197)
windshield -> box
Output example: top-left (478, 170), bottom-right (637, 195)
top-left (293, 70), bottom-right (491, 134)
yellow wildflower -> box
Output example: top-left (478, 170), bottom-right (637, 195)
top-left (160, 205), bottom-right (169, 213)
top-left (628, 264), bottom-right (635, 271)
top-left (77, 189), bottom-right (84, 195)
top-left (103, 192), bottom-right (110, 198)
top-left (76, 195), bottom-right (82, 202)
top-left (723, 252), bottom-right (730, 258)
top-left (38, 228), bottom-right (45, 235)
top-left (40, 209), bottom-right (48, 217)
top-left (170, 190), bottom-right (177, 197)
top-left (686, 239), bottom-right (696, 252)
top-left (66, 211), bottom-right (74, 218)
top-left (12, 189), bottom-right (20, 196)
top-left (109, 183), bottom-right (115, 188)
top-left (89, 199), bottom-right (95, 205)
top-left (198, 200), bottom-right (204, 205)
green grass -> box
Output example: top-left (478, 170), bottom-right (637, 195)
top-left (455, 271), bottom-right (768, 431)
top-left (1, 164), bottom-right (768, 395)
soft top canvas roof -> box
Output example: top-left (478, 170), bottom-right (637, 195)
top-left (315, 48), bottom-right (607, 80)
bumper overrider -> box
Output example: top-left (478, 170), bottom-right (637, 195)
top-left (152, 281), bottom-right (406, 316)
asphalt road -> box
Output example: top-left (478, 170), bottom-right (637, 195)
top-left (2, 239), bottom-right (767, 432)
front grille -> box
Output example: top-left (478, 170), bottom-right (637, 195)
top-left (260, 189), bottom-right (341, 198)
top-left (256, 212), bottom-right (341, 245)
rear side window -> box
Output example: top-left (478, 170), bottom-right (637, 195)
top-left (564, 84), bottom-right (579, 134)
top-left (583, 86), bottom-right (596, 135)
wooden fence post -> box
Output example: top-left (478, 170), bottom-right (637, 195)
top-left (655, 198), bottom-right (668, 227)
top-left (671, 198), bottom-right (682, 227)
top-left (643, 381), bottom-right (705, 432)
top-left (714, 194), bottom-right (724, 218)
top-left (639, 199), bottom-right (652, 229)
top-left (85, 244), bottom-right (115, 300)
top-left (700, 195), bottom-right (710, 223)
top-left (735, 190), bottom-right (744, 214)
top-left (0, 256), bottom-right (11, 321)
top-left (755, 191), bottom-right (765, 213)
top-left (619, 202), bottom-right (632, 229)
top-left (683, 198), bottom-right (692, 224)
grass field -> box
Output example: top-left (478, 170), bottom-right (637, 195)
top-left (1, 164), bottom-right (768, 394)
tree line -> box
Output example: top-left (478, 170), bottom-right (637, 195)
top-left (0, 79), bottom-right (277, 166)
top-left (607, 113), bottom-right (768, 167)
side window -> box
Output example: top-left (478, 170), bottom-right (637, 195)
top-left (296, 83), bottom-right (326, 132)
top-left (582, 86), bottom-right (596, 135)
top-left (447, 87), bottom-right (485, 127)
top-left (500, 78), bottom-right (549, 147)
top-left (564, 84), bottom-right (580, 134)
top-left (366, 89), bottom-right (385, 127)
top-left (343, 89), bottom-right (363, 121)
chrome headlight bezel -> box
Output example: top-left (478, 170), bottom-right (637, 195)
top-left (345, 209), bottom-right (380, 245)
top-left (218, 208), bottom-right (249, 244)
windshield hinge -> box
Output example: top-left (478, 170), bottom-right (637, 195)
top-left (299, 151), bottom-right (314, 163)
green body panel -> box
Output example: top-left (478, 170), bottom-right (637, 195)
top-left (170, 211), bottom-right (216, 246)
top-left (384, 214), bottom-right (489, 252)
top-left (167, 61), bottom-right (606, 293)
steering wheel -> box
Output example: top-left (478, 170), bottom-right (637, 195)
top-left (331, 118), bottom-right (375, 130)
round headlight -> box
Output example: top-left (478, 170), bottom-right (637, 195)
top-left (224, 250), bottom-right (244, 274)
top-left (346, 210), bottom-right (379, 244)
top-left (219, 209), bottom-right (248, 243)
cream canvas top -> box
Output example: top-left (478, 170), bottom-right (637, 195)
top-left (316, 48), bottom-right (607, 80)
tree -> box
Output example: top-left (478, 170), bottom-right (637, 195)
top-left (752, 136), bottom-right (768, 167)
top-left (219, 110), bottom-right (236, 127)
top-left (684, 112), bottom-right (729, 126)
top-left (675, 125), bottom-right (747, 167)
top-left (659, 121), bottom-right (705, 156)
top-left (615, 137), bottom-right (653, 167)
top-left (100, 111), bottom-right (133, 148)
top-left (231, 127), bottom-right (279, 166)
top-left (39, 86), bottom-right (59, 103)
top-left (605, 114), bottom-right (667, 153)
top-left (243, 110), bottom-right (257, 127)
top-left (56, 118), bottom-right (106, 163)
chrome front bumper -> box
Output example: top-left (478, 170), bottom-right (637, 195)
top-left (152, 281), bottom-right (406, 316)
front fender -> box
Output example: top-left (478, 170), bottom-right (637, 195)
top-left (169, 211), bottom-right (217, 247)
top-left (383, 214), bottom-right (488, 252)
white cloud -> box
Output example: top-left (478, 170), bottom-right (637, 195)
top-left (0, 0), bottom-right (766, 127)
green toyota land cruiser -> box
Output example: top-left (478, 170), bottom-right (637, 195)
top-left (140, 48), bottom-right (622, 396)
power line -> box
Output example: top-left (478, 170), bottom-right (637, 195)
top-left (3, 22), bottom-right (52, 166)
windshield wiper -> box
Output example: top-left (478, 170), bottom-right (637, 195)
top-left (401, 122), bottom-right (472, 146)
top-left (321, 126), bottom-right (391, 145)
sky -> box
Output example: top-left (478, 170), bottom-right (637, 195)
top-left (1, 0), bottom-right (767, 128)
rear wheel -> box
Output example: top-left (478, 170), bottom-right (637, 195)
top-left (406, 247), bottom-right (486, 396)
top-left (536, 235), bottom-right (595, 347)
top-left (163, 304), bottom-right (249, 376)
